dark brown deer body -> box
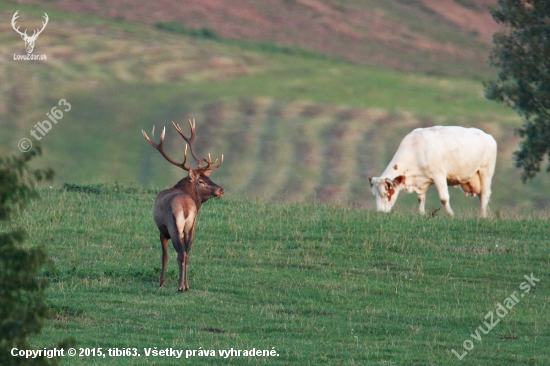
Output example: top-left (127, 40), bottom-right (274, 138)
top-left (143, 120), bottom-right (224, 291)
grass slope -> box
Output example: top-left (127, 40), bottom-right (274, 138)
top-left (4, 186), bottom-right (548, 365)
top-left (0, 3), bottom-right (548, 210)
top-left (7, 0), bottom-right (497, 78)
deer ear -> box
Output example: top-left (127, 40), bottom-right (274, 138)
top-left (202, 169), bottom-right (212, 177)
top-left (188, 169), bottom-right (197, 182)
top-left (368, 177), bottom-right (373, 187)
top-left (20, 34), bottom-right (25, 40)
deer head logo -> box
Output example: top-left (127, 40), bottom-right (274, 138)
top-left (11, 11), bottom-right (49, 54)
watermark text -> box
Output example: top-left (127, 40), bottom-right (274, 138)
top-left (451, 273), bottom-right (540, 360)
top-left (18, 99), bottom-right (71, 152)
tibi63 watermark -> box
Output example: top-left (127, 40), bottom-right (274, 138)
top-left (11, 10), bottom-right (48, 61)
top-left (18, 99), bottom-right (71, 152)
top-left (451, 273), bottom-right (540, 360)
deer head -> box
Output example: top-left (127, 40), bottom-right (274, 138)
top-left (12, 11), bottom-right (49, 54)
top-left (142, 119), bottom-right (225, 202)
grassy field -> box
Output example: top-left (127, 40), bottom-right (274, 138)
top-left (4, 185), bottom-right (548, 365)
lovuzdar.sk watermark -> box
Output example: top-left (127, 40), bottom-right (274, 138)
top-left (451, 273), bottom-right (540, 360)
top-left (11, 10), bottom-right (48, 61)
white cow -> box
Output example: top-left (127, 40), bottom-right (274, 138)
top-left (368, 126), bottom-right (497, 217)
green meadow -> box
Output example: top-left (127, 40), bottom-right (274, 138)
top-left (3, 185), bottom-right (547, 365)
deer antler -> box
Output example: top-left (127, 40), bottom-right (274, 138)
top-left (144, 119), bottom-right (224, 173)
top-left (172, 119), bottom-right (223, 171)
top-left (172, 119), bottom-right (200, 164)
top-left (198, 153), bottom-right (224, 172)
top-left (11, 11), bottom-right (27, 37)
top-left (142, 126), bottom-right (192, 171)
top-left (172, 118), bottom-right (223, 174)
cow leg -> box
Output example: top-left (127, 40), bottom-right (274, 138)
top-left (433, 176), bottom-right (454, 216)
top-left (478, 171), bottom-right (493, 218)
top-left (159, 232), bottom-right (169, 288)
top-left (479, 192), bottom-right (491, 218)
top-left (417, 192), bottom-right (426, 214)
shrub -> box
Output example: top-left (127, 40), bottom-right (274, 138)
top-left (0, 148), bottom-right (73, 366)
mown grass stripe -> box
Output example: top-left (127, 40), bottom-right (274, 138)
top-left (223, 98), bottom-right (272, 195)
top-left (244, 101), bottom-right (293, 199)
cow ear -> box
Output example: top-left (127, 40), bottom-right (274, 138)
top-left (368, 177), bottom-right (373, 187)
top-left (393, 175), bottom-right (406, 186)
top-left (385, 178), bottom-right (393, 188)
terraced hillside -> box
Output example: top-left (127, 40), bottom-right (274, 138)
top-left (1, 3), bottom-right (548, 212)
top-left (8, 0), bottom-right (498, 78)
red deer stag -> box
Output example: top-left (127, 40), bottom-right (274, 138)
top-left (142, 119), bottom-right (224, 291)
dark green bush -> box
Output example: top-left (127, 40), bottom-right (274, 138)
top-left (0, 148), bottom-right (73, 365)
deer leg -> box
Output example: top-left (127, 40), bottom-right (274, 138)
top-left (174, 234), bottom-right (186, 292)
top-left (176, 253), bottom-right (185, 292)
top-left (169, 231), bottom-right (186, 292)
top-left (182, 230), bottom-right (194, 291)
top-left (183, 252), bottom-right (189, 291)
top-left (159, 232), bottom-right (169, 288)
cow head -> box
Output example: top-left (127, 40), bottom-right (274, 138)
top-left (368, 175), bottom-right (406, 212)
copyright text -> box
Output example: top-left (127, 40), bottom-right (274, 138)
top-left (11, 347), bottom-right (280, 359)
